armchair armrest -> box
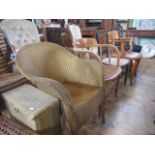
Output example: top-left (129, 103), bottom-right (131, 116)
top-left (83, 59), bottom-right (104, 87)
top-left (94, 44), bottom-right (121, 65)
top-left (31, 76), bottom-right (79, 132)
top-left (32, 76), bottom-right (72, 105)
top-left (7, 60), bottom-right (15, 65)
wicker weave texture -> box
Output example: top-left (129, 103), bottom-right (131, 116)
top-left (2, 84), bottom-right (60, 131)
top-left (16, 42), bottom-right (105, 133)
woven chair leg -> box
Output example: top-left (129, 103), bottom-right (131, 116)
top-left (61, 114), bottom-right (78, 135)
top-left (101, 104), bottom-right (106, 124)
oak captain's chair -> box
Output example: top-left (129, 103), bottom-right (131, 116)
top-left (108, 31), bottom-right (142, 84)
top-left (16, 42), bottom-right (105, 134)
top-left (73, 39), bottom-right (122, 97)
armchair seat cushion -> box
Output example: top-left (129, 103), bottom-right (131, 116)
top-left (103, 64), bottom-right (122, 80)
top-left (63, 82), bottom-right (103, 124)
top-left (125, 52), bottom-right (141, 60)
top-left (63, 82), bottom-right (99, 104)
top-left (103, 57), bottom-right (130, 67)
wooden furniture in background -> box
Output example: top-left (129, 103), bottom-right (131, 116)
top-left (108, 31), bottom-right (142, 84)
top-left (100, 19), bottom-right (116, 30)
top-left (45, 27), bottom-right (63, 45)
top-left (72, 49), bottom-right (122, 97)
top-left (0, 30), bottom-right (27, 99)
top-left (127, 29), bottom-right (155, 38)
top-left (73, 37), bottom-right (122, 96)
top-left (61, 19), bottom-right (116, 47)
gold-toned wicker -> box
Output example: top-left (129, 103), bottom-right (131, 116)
top-left (16, 42), bottom-right (105, 134)
top-left (71, 49), bottom-right (122, 97)
top-left (2, 84), bottom-right (60, 133)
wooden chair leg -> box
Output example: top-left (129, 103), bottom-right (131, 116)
top-left (124, 64), bottom-right (129, 86)
top-left (129, 60), bottom-right (133, 85)
top-left (115, 77), bottom-right (120, 97)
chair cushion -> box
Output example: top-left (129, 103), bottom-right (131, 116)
top-left (63, 82), bottom-right (103, 124)
top-left (68, 25), bottom-right (82, 41)
top-left (63, 82), bottom-right (99, 104)
top-left (125, 52), bottom-right (141, 60)
top-left (103, 57), bottom-right (130, 67)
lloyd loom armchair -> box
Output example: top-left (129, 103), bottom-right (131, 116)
top-left (16, 42), bottom-right (105, 134)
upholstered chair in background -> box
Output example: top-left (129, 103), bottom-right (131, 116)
top-left (16, 42), bottom-right (105, 134)
top-left (67, 24), bottom-right (82, 47)
top-left (0, 19), bottom-right (41, 53)
top-left (0, 19), bottom-right (44, 72)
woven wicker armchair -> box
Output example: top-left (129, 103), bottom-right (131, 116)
top-left (16, 42), bottom-right (105, 134)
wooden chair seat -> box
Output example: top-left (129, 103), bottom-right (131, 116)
top-left (103, 57), bottom-right (130, 67)
top-left (103, 64), bottom-right (122, 81)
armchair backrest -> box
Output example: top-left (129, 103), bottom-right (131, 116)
top-left (16, 42), bottom-right (103, 87)
top-left (73, 38), bottom-right (99, 55)
top-left (0, 19), bottom-right (40, 52)
top-left (68, 24), bottom-right (82, 47)
top-left (74, 38), bottom-right (97, 48)
top-left (108, 31), bottom-right (119, 41)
